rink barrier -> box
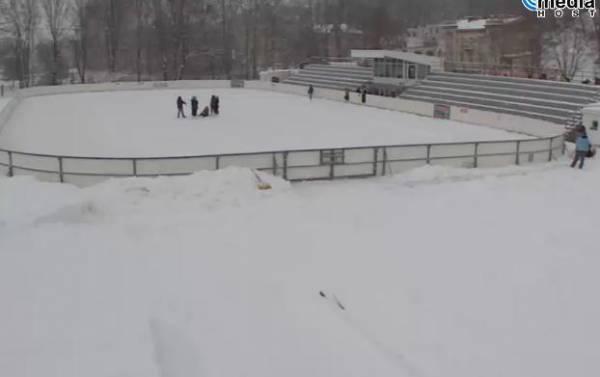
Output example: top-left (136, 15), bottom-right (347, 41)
top-left (244, 81), bottom-right (567, 138)
top-left (0, 135), bottom-right (565, 187)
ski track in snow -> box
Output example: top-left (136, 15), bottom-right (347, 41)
top-left (321, 292), bottom-right (427, 377)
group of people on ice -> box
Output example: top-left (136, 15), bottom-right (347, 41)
top-left (177, 95), bottom-right (220, 119)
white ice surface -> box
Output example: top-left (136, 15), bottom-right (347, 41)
top-left (1, 159), bottom-right (600, 377)
top-left (0, 89), bottom-right (526, 157)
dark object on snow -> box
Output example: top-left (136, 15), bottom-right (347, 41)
top-left (361, 89), bottom-right (367, 104)
top-left (308, 85), bottom-right (314, 100)
top-left (319, 291), bottom-right (346, 311)
top-left (210, 95), bottom-right (216, 115)
top-left (587, 147), bottom-right (596, 158)
top-left (177, 96), bottom-right (187, 118)
top-left (344, 89), bottom-right (350, 102)
top-left (210, 95), bottom-right (220, 115)
top-left (191, 96), bottom-right (199, 117)
top-left (200, 106), bottom-right (210, 118)
top-left (215, 96), bottom-right (220, 115)
top-left (271, 76), bottom-right (280, 83)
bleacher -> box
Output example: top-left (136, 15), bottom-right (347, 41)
top-left (283, 64), bottom-right (373, 91)
top-left (399, 72), bottom-right (600, 126)
top-left (282, 64), bottom-right (600, 128)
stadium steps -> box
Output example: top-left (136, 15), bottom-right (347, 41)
top-left (400, 72), bottom-right (600, 125)
top-left (283, 64), bottom-right (373, 91)
top-left (433, 72), bottom-right (600, 93)
top-left (399, 93), bottom-right (568, 124)
top-left (427, 72), bottom-right (600, 98)
top-left (291, 72), bottom-right (370, 86)
top-left (404, 88), bottom-right (578, 118)
top-left (417, 80), bottom-right (594, 105)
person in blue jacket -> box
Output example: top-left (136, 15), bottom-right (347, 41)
top-left (571, 133), bottom-right (591, 169)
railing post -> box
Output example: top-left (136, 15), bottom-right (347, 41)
top-left (562, 138), bottom-right (566, 156)
top-left (132, 159), bottom-right (138, 177)
top-left (1, 84), bottom-right (4, 97)
top-left (283, 151), bottom-right (288, 180)
top-left (272, 153), bottom-right (277, 176)
top-left (329, 149), bottom-right (335, 180)
top-left (515, 140), bottom-right (521, 165)
top-left (382, 148), bottom-right (388, 176)
top-left (473, 143), bottom-right (479, 168)
top-left (215, 155), bottom-right (220, 170)
top-left (8, 151), bottom-right (13, 177)
top-left (372, 147), bottom-right (379, 177)
top-left (58, 157), bottom-right (64, 183)
top-left (426, 144), bottom-right (432, 165)
top-left (548, 138), bottom-right (553, 162)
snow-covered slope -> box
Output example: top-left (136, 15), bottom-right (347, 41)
top-left (1, 161), bottom-right (599, 377)
top-left (0, 89), bottom-right (525, 157)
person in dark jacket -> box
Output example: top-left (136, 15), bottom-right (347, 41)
top-left (308, 85), bottom-right (314, 100)
top-left (571, 134), bottom-right (592, 169)
top-left (200, 106), bottom-right (210, 118)
top-left (210, 95), bottom-right (217, 115)
top-left (361, 88), bottom-right (367, 104)
top-left (215, 96), bottom-right (220, 115)
top-left (177, 96), bottom-right (187, 118)
top-left (191, 96), bottom-right (199, 117)
top-left (344, 88), bottom-right (350, 102)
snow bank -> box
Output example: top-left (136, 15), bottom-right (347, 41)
top-left (2, 161), bottom-right (600, 377)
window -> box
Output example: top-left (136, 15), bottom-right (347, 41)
top-left (593, 121), bottom-right (599, 131)
top-left (408, 64), bottom-right (416, 79)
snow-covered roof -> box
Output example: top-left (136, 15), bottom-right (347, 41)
top-left (457, 19), bottom-right (486, 30)
top-left (351, 49), bottom-right (443, 71)
top-left (313, 23), bottom-right (363, 34)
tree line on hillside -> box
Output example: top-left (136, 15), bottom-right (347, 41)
top-left (1, 0), bottom-right (593, 86)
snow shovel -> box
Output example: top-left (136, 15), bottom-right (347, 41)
top-left (253, 170), bottom-right (272, 191)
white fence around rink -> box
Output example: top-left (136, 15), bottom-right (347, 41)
top-left (0, 136), bottom-right (565, 187)
top-left (0, 80), bottom-right (566, 186)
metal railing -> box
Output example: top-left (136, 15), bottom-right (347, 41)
top-left (0, 135), bottom-right (565, 186)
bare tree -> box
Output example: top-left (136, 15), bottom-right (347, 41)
top-left (150, 0), bottom-right (169, 80)
top-left (41, 0), bottom-right (68, 85)
top-left (72, 0), bottom-right (91, 83)
top-left (0, 0), bottom-right (38, 86)
top-left (134, 0), bottom-right (148, 82)
top-left (104, 0), bottom-right (123, 74)
top-left (546, 19), bottom-right (588, 81)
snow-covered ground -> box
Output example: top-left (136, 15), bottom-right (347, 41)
top-left (1, 158), bottom-right (599, 377)
top-left (0, 89), bottom-right (525, 157)
top-left (0, 98), bottom-right (10, 113)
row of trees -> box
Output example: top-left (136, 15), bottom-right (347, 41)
top-left (2, 0), bottom-right (589, 85)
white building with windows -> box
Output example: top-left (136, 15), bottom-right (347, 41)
top-left (351, 50), bottom-right (443, 87)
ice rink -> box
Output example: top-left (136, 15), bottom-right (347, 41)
top-left (0, 89), bottom-right (526, 157)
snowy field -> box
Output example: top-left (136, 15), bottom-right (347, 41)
top-left (0, 89), bottom-right (526, 157)
top-left (0, 98), bottom-right (10, 113)
top-left (1, 159), bottom-right (599, 377)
